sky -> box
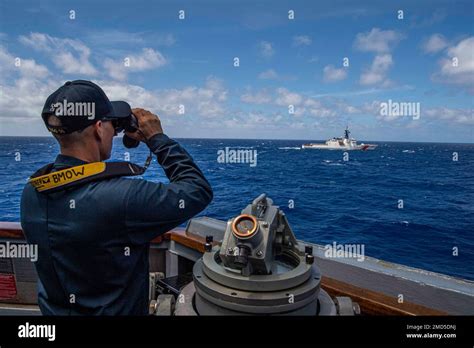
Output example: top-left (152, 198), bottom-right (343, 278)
top-left (0, 0), bottom-right (473, 142)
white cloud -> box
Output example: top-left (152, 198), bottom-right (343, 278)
top-left (275, 87), bottom-right (303, 106)
top-left (332, 99), bottom-right (361, 114)
top-left (0, 78), bottom-right (59, 121)
top-left (304, 98), bottom-right (337, 117)
top-left (100, 76), bottom-right (227, 118)
top-left (424, 107), bottom-right (473, 125)
top-left (258, 69), bottom-right (279, 79)
top-left (433, 37), bottom-right (474, 93)
top-left (19, 32), bottom-right (97, 76)
top-left (125, 48), bottom-right (166, 70)
top-left (293, 35), bottom-right (312, 46)
top-left (259, 41), bottom-right (274, 58)
top-left (0, 64), bottom-right (227, 131)
top-left (246, 111), bottom-right (273, 125)
top-left (323, 65), bottom-right (348, 82)
top-left (304, 98), bottom-right (339, 117)
top-left (241, 89), bottom-right (272, 104)
top-left (103, 61), bottom-right (126, 81)
top-left (360, 54), bottom-right (393, 86)
top-left (422, 34), bottom-right (448, 54)
top-left (354, 28), bottom-right (403, 53)
top-left (241, 87), bottom-right (354, 119)
top-left (0, 46), bottom-right (49, 80)
top-left (307, 108), bottom-right (336, 118)
top-left (372, 102), bottom-right (473, 125)
top-left (354, 28), bottom-right (401, 87)
top-left (86, 30), bottom-right (175, 47)
top-left (103, 48), bottom-right (167, 81)
top-left (273, 89), bottom-right (338, 118)
top-left (0, 46), bottom-right (58, 123)
top-left (304, 98), bottom-right (322, 108)
top-left (284, 104), bottom-right (331, 119)
top-left (18, 59), bottom-right (49, 79)
top-left (360, 100), bottom-right (381, 115)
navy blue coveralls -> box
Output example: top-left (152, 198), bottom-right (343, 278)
top-left (20, 133), bottom-right (213, 315)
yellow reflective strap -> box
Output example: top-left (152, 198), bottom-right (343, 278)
top-left (29, 162), bottom-right (106, 192)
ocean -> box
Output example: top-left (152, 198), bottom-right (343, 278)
top-left (1, 136), bottom-right (473, 280)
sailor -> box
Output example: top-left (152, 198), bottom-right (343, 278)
top-left (20, 80), bottom-right (213, 315)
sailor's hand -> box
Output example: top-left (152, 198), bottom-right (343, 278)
top-left (126, 108), bottom-right (164, 142)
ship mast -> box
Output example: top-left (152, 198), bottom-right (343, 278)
top-left (344, 126), bottom-right (350, 139)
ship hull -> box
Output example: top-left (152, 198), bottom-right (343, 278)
top-left (0, 219), bottom-right (472, 316)
top-left (302, 144), bottom-right (378, 150)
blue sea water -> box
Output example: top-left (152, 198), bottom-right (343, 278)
top-left (1, 136), bottom-right (473, 280)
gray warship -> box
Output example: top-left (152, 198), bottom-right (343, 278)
top-left (302, 127), bottom-right (378, 150)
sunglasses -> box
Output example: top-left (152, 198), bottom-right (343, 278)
top-left (111, 120), bottom-right (125, 133)
top-left (104, 115), bottom-right (137, 134)
top-left (102, 119), bottom-right (125, 134)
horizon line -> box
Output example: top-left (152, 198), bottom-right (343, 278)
top-left (0, 135), bottom-right (473, 145)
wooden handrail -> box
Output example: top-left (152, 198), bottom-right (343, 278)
top-left (0, 222), bottom-right (23, 239)
top-left (0, 222), bottom-right (212, 252)
top-left (321, 276), bottom-right (446, 315)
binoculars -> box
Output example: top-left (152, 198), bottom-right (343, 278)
top-left (114, 113), bottom-right (140, 149)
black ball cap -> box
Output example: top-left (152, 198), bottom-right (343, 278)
top-left (41, 80), bottom-right (132, 134)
